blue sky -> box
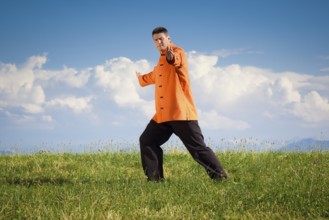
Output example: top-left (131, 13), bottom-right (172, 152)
top-left (1, 0), bottom-right (329, 152)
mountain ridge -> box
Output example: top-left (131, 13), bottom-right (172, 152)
top-left (278, 138), bottom-right (329, 152)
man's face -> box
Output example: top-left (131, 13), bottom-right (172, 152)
top-left (153, 33), bottom-right (171, 52)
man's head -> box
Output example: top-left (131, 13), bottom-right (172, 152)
top-left (152, 26), bottom-right (171, 52)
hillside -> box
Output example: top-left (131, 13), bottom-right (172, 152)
top-left (1, 152), bottom-right (328, 219)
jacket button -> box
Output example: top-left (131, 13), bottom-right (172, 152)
top-left (159, 85), bottom-right (162, 87)
top-left (160, 107), bottom-right (164, 110)
top-left (160, 96), bottom-right (164, 98)
top-left (160, 64), bottom-right (164, 66)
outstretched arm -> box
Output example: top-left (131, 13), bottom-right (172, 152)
top-left (136, 71), bottom-right (155, 87)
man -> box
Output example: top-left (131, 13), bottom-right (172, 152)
top-left (136, 26), bottom-right (228, 182)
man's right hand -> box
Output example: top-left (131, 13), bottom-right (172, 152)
top-left (136, 71), bottom-right (141, 77)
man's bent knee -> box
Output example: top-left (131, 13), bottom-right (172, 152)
top-left (139, 133), bottom-right (153, 148)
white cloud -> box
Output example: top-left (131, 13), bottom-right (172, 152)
top-left (0, 55), bottom-right (95, 118)
top-left (268, 77), bottom-right (301, 104)
top-left (24, 55), bottom-right (47, 69)
top-left (1, 52), bottom-right (328, 139)
top-left (293, 91), bottom-right (329, 123)
top-left (46, 96), bottom-right (94, 113)
top-left (320, 67), bottom-right (329, 72)
top-left (187, 51), bottom-right (329, 128)
top-left (308, 75), bottom-right (329, 92)
top-left (188, 53), bottom-right (269, 106)
top-left (21, 103), bottom-right (44, 114)
top-left (94, 57), bottom-right (154, 118)
top-left (5, 111), bottom-right (36, 124)
top-left (199, 110), bottom-right (250, 130)
top-left (42, 115), bottom-right (53, 122)
top-left (188, 51), bottom-right (218, 79)
top-left (36, 66), bottom-right (91, 88)
top-left (213, 48), bottom-right (245, 58)
top-left (212, 48), bottom-right (263, 58)
top-left (0, 56), bottom-right (46, 114)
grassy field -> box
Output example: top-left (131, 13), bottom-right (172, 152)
top-left (1, 151), bottom-right (328, 219)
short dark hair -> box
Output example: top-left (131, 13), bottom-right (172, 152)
top-left (152, 26), bottom-right (168, 36)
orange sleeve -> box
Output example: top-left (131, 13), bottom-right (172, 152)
top-left (138, 71), bottom-right (155, 87)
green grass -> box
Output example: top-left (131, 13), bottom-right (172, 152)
top-left (1, 151), bottom-right (328, 219)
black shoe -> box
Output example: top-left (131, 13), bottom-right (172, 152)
top-left (211, 170), bottom-right (228, 181)
top-left (147, 177), bottom-right (165, 183)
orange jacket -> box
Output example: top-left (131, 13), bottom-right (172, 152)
top-left (138, 43), bottom-right (198, 123)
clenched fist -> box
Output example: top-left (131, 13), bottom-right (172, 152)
top-left (166, 46), bottom-right (174, 62)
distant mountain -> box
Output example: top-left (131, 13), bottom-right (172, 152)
top-left (277, 138), bottom-right (329, 152)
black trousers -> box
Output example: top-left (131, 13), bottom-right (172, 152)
top-left (139, 120), bottom-right (227, 180)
